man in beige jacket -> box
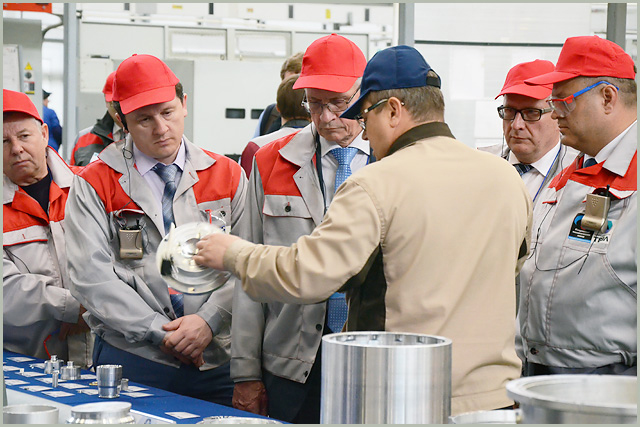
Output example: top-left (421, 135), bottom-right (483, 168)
top-left (195, 45), bottom-right (532, 415)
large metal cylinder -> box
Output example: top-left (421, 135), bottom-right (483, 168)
top-left (321, 332), bottom-right (452, 424)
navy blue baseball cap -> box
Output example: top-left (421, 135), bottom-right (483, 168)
top-left (341, 45), bottom-right (441, 119)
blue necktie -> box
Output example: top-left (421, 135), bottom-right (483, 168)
top-left (153, 163), bottom-right (184, 318)
top-left (514, 163), bottom-right (533, 176)
top-left (331, 146), bottom-right (359, 193)
top-left (152, 163), bottom-right (180, 234)
top-left (583, 158), bottom-right (597, 169)
top-left (326, 147), bottom-right (358, 333)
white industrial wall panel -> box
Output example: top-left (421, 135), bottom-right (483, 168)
top-left (414, 3), bottom-right (592, 44)
top-left (79, 22), bottom-right (164, 61)
top-left (191, 59), bottom-right (282, 155)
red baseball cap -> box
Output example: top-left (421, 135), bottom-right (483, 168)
top-left (3, 89), bottom-right (43, 123)
top-left (112, 54), bottom-right (179, 114)
top-left (495, 60), bottom-right (555, 100)
top-left (293, 34), bottom-right (366, 93)
top-left (102, 71), bottom-right (116, 102)
top-left (526, 36), bottom-right (636, 86)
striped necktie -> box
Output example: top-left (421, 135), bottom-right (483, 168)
top-left (152, 162), bottom-right (184, 318)
top-left (514, 163), bottom-right (533, 176)
top-left (152, 163), bottom-right (180, 234)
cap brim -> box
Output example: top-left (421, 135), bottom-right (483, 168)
top-left (495, 83), bottom-right (552, 100)
top-left (293, 75), bottom-right (359, 93)
top-left (340, 93), bottom-right (367, 120)
top-left (525, 71), bottom-right (578, 86)
top-left (119, 85), bottom-right (177, 115)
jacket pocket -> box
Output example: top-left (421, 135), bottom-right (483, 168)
top-left (263, 194), bottom-right (312, 219)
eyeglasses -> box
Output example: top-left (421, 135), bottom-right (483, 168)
top-left (547, 80), bottom-right (619, 118)
top-left (353, 99), bottom-right (390, 130)
top-left (497, 106), bottom-right (552, 122)
top-left (302, 87), bottom-right (360, 115)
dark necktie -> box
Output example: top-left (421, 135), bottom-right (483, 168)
top-left (514, 163), bottom-right (533, 176)
top-left (153, 163), bottom-right (184, 318)
top-left (583, 158), bottom-right (598, 169)
top-left (152, 163), bottom-right (179, 234)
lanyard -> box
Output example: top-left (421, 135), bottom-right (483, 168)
top-left (313, 127), bottom-right (374, 214)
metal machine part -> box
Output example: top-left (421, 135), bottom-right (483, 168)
top-left (96, 364), bottom-right (122, 399)
top-left (198, 416), bottom-right (282, 424)
top-left (156, 222), bottom-right (231, 295)
top-left (43, 355), bottom-right (63, 374)
top-left (60, 361), bottom-right (81, 381)
top-left (506, 374), bottom-right (637, 424)
top-left (321, 332), bottom-right (452, 424)
top-left (449, 409), bottom-right (520, 424)
top-left (3, 404), bottom-right (59, 424)
top-left (67, 402), bottom-right (135, 424)
top-left (51, 370), bottom-right (59, 388)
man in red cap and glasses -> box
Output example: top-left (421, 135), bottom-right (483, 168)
top-left (230, 34), bottom-right (370, 423)
top-left (64, 54), bottom-right (247, 405)
top-left (517, 35), bottom-right (637, 376)
top-left (492, 59), bottom-right (577, 206)
top-left (3, 89), bottom-right (93, 367)
top-left (195, 45), bottom-right (532, 417)
top-left (70, 71), bottom-right (125, 166)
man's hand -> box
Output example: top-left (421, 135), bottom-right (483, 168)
top-left (193, 233), bottom-right (241, 271)
top-left (161, 314), bottom-right (213, 367)
top-left (59, 305), bottom-right (91, 341)
top-left (232, 380), bottom-right (268, 416)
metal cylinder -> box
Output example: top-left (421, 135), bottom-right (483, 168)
top-left (96, 364), bottom-right (123, 399)
top-left (3, 404), bottom-right (59, 424)
top-left (321, 332), bottom-right (452, 424)
top-left (507, 374), bottom-right (637, 424)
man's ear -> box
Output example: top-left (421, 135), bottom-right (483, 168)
top-left (601, 85), bottom-right (618, 114)
top-left (387, 97), bottom-right (404, 127)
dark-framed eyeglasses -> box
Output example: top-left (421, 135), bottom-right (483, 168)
top-left (353, 98), bottom-right (390, 130)
top-left (301, 86), bottom-right (360, 115)
top-left (547, 80), bottom-right (619, 118)
top-left (497, 106), bottom-right (552, 122)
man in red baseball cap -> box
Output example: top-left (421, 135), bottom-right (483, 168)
top-left (230, 34), bottom-right (370, 423)
top-left (3, 89), bottom-right (93, 366)
top-left (518, 35), bottom-right (637, 377)
top-left (64, 54), bottom-right (248, 405)
top-left (70, 71), bottom-right (125, 166)
top-left (490, 59), bottom-right (576, 204)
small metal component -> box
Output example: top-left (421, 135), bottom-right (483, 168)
top-left (44, 355), bottom-right (63, 374)
top-left (60, 361), bottom-right (81, 380)
top-left (120, 378), bottom-right (129, 391)
top-left (52, 370), bottom-right (59, 388)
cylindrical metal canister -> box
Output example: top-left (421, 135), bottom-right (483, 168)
top-left (3, 404), bottom-right (59, 424)
top-left (321, 332), bottom-right (452, 424)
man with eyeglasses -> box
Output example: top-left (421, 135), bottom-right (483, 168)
top-left (194, 45), bottom-right (532, 416)
top-left (230, 34), bottom-right (369, 423)
top-left (516, 35), bottom-right (637, 377)
top-left (490, 60), bottom-right (577, 205)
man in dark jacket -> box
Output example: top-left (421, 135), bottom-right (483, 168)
top-left (70, 72), bottom-right (124, 166)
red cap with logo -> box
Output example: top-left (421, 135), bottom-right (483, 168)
top-left (495, 60), bottom-right (555, 100)
top-left (112, 54), bottom-right (179, 114)
top-left (3, 89), bottom-right (43, 123)
top-left (525, 35), bottom-right (636, 86)
top-left (293, 34), bottom-right (366, 93)
top-left (102, 71), bottom-right (116, 102)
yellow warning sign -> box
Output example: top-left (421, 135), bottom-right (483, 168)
top-left (25, 63), bottom-right (32, 71)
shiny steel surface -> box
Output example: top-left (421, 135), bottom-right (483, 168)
top-left (156, 222), bottom-right (231, 294)
top-left (506, 374), bottom-right (637, 424)
top-left (43, 355), bottom-right (63, 374)
top-left (449, 409), bottom-right (520, 424)
top-left (3, 404), bottom-right (59, 424)
top-left (321, 332), bottom-right (452, 424)
top-left (60, 361), bottom-right (81, 380)
top-left (198, 416), bottom-right (282, 424)
top-left (96, 364), bottom-right (122, 399)
top-left (67, 402), bottom-right (135, 424)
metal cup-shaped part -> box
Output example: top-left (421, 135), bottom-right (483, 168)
top-left (96, 365), bottom-right (123, 399)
